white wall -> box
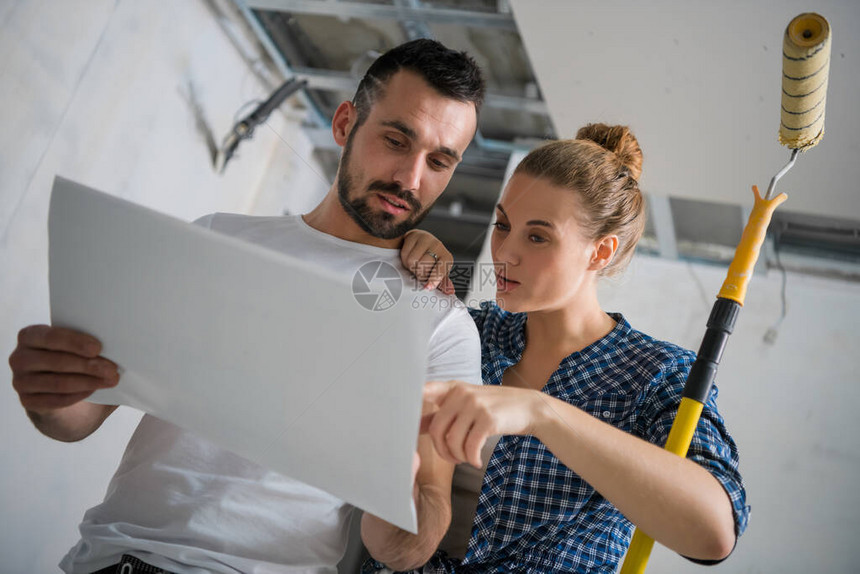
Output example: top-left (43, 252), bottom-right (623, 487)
top-left (0, 1), bottom-right (327, 571)
top-left (599, 256), bottom-right (860, 572)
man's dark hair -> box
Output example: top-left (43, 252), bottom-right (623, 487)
top-left (351, 38), bottom-right (485, 128)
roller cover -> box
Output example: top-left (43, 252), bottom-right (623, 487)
top-left (779, 12), bottom-right (831, 150)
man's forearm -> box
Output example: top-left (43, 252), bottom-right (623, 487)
top-left (361, 482), bottom-right (452, 571)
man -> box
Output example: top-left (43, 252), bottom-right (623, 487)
top-left (8, 39), bottom-right (485, 573)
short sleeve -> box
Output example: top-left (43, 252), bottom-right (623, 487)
top-left (425, 304), bottom-right (482, 386)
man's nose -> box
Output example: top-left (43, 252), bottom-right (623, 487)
top-left (393, 153), bottom-right (424, 192)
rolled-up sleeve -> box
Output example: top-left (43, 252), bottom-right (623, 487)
top-left (637, 357), bottom-right (751, 539)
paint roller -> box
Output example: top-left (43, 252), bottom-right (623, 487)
top-left (780, 12), bottom-right (830, 151)
top-left (619, 13), bottom-right (831, 574)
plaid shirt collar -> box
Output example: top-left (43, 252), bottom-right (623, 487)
top-left (484, 308), bottom-right (634, 396)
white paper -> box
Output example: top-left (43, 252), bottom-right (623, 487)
top-left (48, 176), bottom-right (430, 533)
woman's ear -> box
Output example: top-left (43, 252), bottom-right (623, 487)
top-left (589, 235), bottom-right (618, 271)
top-left (332, 101), bottom-right (357, 147)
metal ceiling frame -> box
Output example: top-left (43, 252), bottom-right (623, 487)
top-left (234, 0), bottom-right (329, 127)
top-left (233, 0), bottom-right (542, 155)
top-left (244, 0), bottom-right (518, 30)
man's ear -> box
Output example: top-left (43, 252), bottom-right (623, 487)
top-left (332, 101), bottom-right (357, 147)
top-left (588, 235), bottom-right (619, 272)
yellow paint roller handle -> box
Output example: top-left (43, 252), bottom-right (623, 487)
top-left (663, 397), bottom-right (706, 456)
top-left (622, 185), bottom-right (787, 573)
top-left (620, 530), bottom-right (655, 574)
top-left (718, 185), bottom-right (787, 305)
top-left (619, 397), bottom-right (705, 574)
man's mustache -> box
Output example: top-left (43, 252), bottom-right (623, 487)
top-left (367, 181), bottom-right (422, 212)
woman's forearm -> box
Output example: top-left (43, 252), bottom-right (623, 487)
top-left (531, 394), bottom-right (736, 560)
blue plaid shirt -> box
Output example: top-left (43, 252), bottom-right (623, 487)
top-left (366, 302), bottom-right (749, 573)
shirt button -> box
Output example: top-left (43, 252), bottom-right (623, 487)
top-left (602, 411), bottom-right (611, 418)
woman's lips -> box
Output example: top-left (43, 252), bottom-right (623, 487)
top-left (496, 273), bottom-right (520, 293)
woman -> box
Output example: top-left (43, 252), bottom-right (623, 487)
top-left (378, 124), bottom-right (748, 572)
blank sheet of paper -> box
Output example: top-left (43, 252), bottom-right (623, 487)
top-left (48, 176), bottom-right (429, 533)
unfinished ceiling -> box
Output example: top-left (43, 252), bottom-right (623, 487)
top-left (226, 0), bottom-right (860, 280)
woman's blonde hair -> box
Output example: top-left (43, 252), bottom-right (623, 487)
top-left (514, 123), bottom-right (645, 276)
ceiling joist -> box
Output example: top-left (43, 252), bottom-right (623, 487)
top-left (245, 0), bottom-right (517, 30)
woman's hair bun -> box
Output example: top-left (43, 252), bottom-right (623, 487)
top-left (575, 123), bottom-right (643, 182)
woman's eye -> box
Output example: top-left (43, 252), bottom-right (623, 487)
top-left (492, 222), bottom-right (510, 232)
top-left (529, 234), bottom-right (547, 244)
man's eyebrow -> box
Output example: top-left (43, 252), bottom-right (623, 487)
top-left (382, 120), bottom-right (416, 139)
top-left (381, 120), bottom-right (462, 162)
top-left (495, 204), bottom-right (554, 228)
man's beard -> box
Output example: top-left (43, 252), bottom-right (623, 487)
top-left (337, 132), bottom-right (434, 240)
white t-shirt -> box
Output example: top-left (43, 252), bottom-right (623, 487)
top-left (60, 214), bottom-right (481, 574)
